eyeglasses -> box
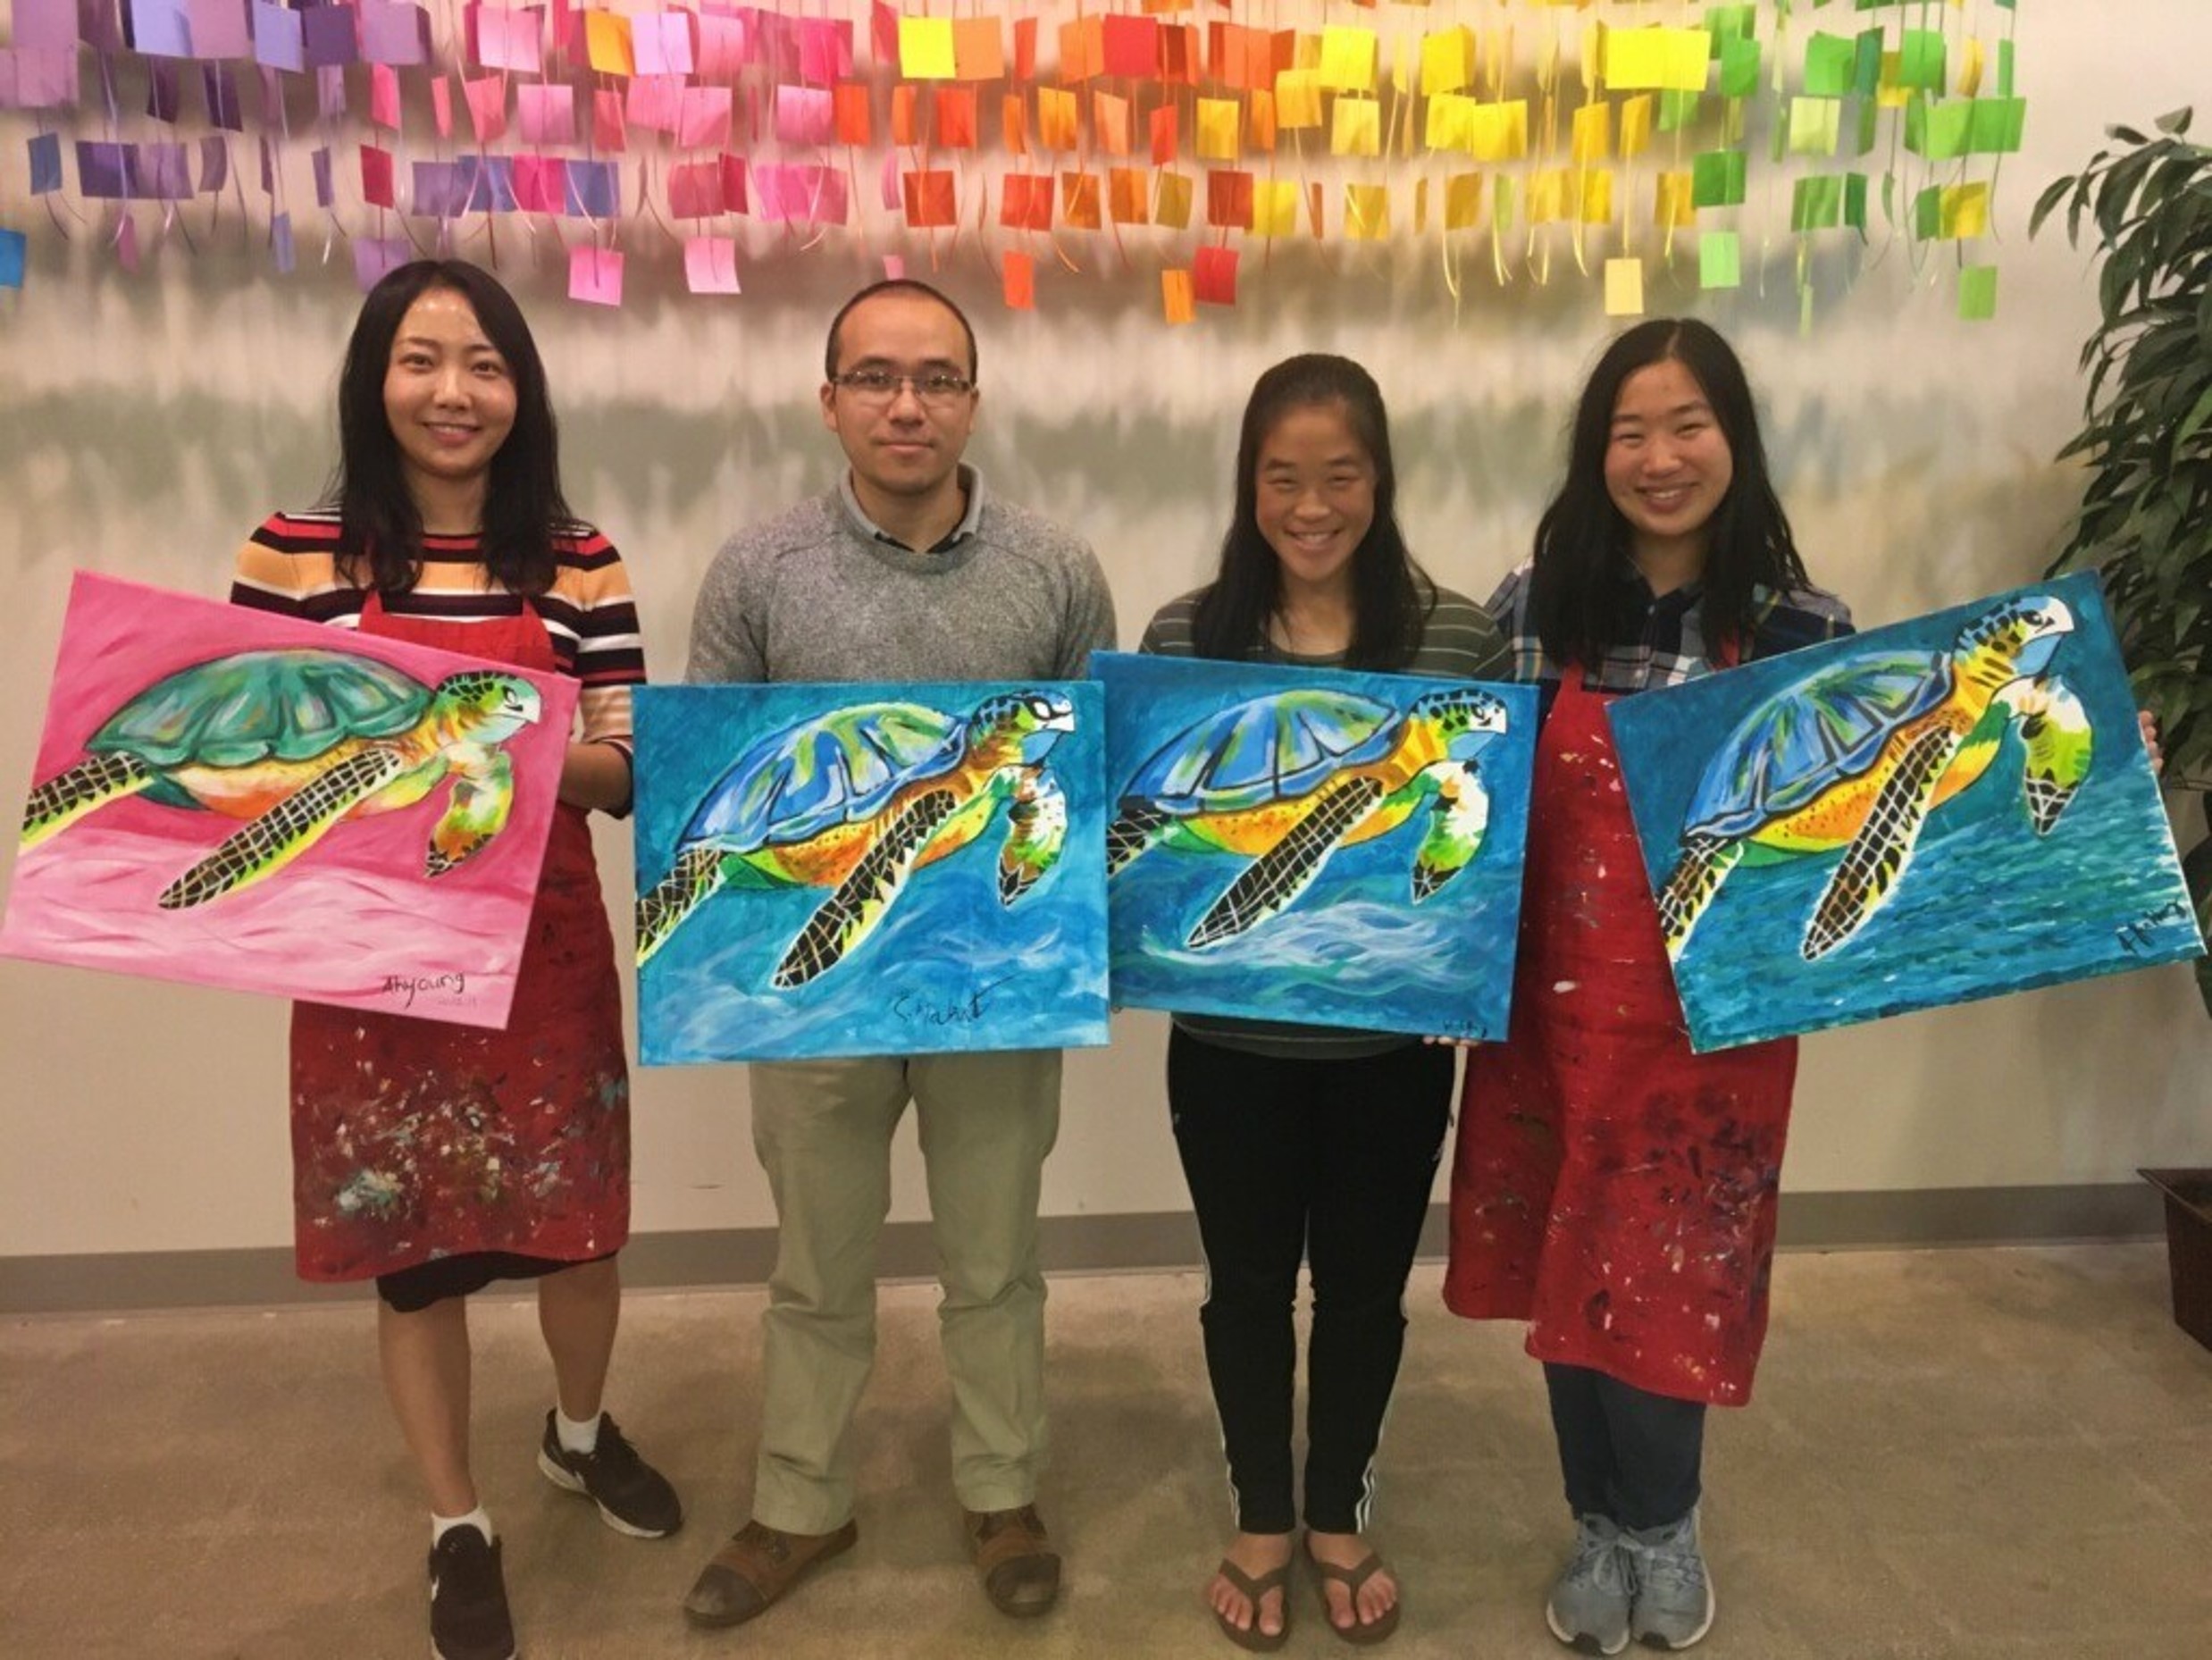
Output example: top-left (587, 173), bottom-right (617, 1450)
top-left (830, 369), bottom-right (976, 406)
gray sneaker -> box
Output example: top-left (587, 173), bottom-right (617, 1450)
top-left (1546, 1513), bottom-right (1631, 1656)
top-left (1621, 1510), bottom-right (1715, 1651)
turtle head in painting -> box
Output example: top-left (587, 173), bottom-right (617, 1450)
top-left (968, 689), bottom-right (1077, 768)
top-left (432, 671), bottom-right (544, 746)
top-left (1954, 594), bottom-right (2075, 687)
top-left (635, 688), bottom-right (1078, 984)
top-left (18, 647), bottom-right (548, 910)
top-left (1409, 686), bottom-right (1511, 761)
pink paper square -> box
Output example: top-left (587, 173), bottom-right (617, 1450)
top-left (360, 143), bottom-right (396, 207)
top-left (624, 73), bottom-right (683, 135)
top-left (592, 88), bottom-right (627, 151)
top-left (678, 85), bottom-right (733, 150)
top-left (568, 246), bottom-right (624, 307)
top-left (633, 12), bottom-right (696, 76)
top-left (684, 235), bottom-right (742, 294)
top-left (431, 74), bottom-right (453, 138)
top-left (696, 14), bottom-right (748, 80)
top-left (511, 154), bottom-right (567, 214)
top-left (668, 158), bottom-right (725, 218)
top-left (517, 83), bottom-right (574, 147)
top-left (465, 74), bottom-right (507, 145)
top-left (369, 63), bottom-right (402, 131)
top-left (476, 6), bottom-right (546, 76)
top-left (775, 84), bottom-right (832, 148)
top-left (186, 0), bottom-right (254, 59)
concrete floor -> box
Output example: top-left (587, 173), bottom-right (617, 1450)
top-left (3, 1245), bottom-right (2208, 1660)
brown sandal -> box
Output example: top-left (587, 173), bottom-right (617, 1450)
top-left (1303, 1541), bottom-right (1402, 1646)
top-left (1211, 1558), bottom-right (1293, 1653)
top-left (682, 1518), bottom-right (859, 1630)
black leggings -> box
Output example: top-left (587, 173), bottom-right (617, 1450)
top-left (1168, 1027), bottom-right (1454, 1535)
top-left (1544, 1362), bottom-right (1706, 1530)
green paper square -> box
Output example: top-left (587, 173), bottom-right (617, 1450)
top-left (1789, 96), bottom-right (1843, 156)
top-left (1967, 97), bottom-right (2027, 155)
top-left (1493, 175), bottom-right (1516, 236)
top-left (1914, 185), bottom-right (1943, 240)
top-left (1845, 172), bottom-right (1869, 231)
top-left (1720, 37), bottom-right (1762, 99)
top-left (1854, 98), bottom-right (1879, 156)
top-left (1804, 33), bottom-right (1856, 97)
top-left (1998, 39), bottom-right (2015, 98)
top-left (1658, 90), bottom-right (1703, 133)
top-left (1792, 175), bottom-right (1845, 231)
top-left (1692, 149), bottom-right (1747, 208)
top-left (1854, 29), bottom-right (1885, 96)
top-left (1705, 5), bottom-right (1758, 54)
top-left (1898, 29), bottom-right (1947, 90)
top-left (1959, 265), bottom-right (1998, 321)
top-left (1700, 231), bottom-right (1742, 290)
top-left (1906, 98), bottom-right (1973, 161)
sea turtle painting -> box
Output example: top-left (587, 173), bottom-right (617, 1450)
top-left (1106, 683), bottom-right (1511, 950)
top-left (19, 647), bottom-right (546, 909)
top-left (1656, 592), bottom-right (2091, 963)
top-left (635, 690), bottom-right (1076, 988)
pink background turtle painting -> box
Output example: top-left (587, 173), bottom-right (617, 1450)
top-left (1, 573), bottom-right (576, 1029)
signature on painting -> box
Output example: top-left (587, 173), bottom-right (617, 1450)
top-left (384, 970), bottom-right (467, 1007)
top-left (892, 974), bottom-right (1017, 1028)
top-left (2115, 899), bottom-right (2191, 959)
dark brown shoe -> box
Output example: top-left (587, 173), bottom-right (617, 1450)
top-left (964, 1504), bottom-right (1061, 1618)
top-left (682, 1518), bottom-right (859, 1630)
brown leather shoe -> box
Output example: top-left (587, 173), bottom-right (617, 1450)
top-left (682, 1518), bottom-right (859, 1630)
top-left (964, 1504), bottom-right (1062, 1618)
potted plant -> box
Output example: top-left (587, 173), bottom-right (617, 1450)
top-left (2034, 108), bottom-right (2212, 1351)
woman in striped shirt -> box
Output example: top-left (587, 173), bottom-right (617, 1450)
top-left (232, 261), bottom-right (675, 1660)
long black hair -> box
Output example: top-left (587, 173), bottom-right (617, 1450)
top-left (1191, 354), bottom-right (1434, 670)
top-left (1527, 318), bottom-right (1807, 667)
top-left (324, 258), bottom-right (571, 597)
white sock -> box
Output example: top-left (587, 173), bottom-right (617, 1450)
top-left (432, 1507), bottom-right (495, 1547)
top-left (555, 1407), bottom-right (603, 1455)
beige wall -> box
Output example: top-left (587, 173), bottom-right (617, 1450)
top-left (2, 4), bottom-right (2207, 1257)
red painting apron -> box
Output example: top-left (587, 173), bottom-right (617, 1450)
top-left (1444, 659), bottom-right (1796, 1405)
top-left (289, 591), bottom-right (630, 1282)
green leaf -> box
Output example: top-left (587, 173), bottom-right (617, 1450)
top-left (2156, 107), bottom-right (2195, 137)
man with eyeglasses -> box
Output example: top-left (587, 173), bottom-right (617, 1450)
top-left (681, 279), bottom-right (1116, 1634)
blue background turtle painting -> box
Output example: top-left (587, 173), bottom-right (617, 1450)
top-left (1611, 572), bottom-right (2205, 1052)
top-left (633, 680), bottom-right (1110, 1064)
top-left (1097, 653), bottom-right (1538, 1041)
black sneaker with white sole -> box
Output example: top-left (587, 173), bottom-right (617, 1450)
top-left (536, 1411), bottom-right (683, 1538)
top-left (428, 1525), bottom-right (515, 1660)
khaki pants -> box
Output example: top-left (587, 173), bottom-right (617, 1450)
top-left (746, 1049), bottom-right (1061, 1534)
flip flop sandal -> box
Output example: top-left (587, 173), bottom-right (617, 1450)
top-left (1211, 1558), bottom-right (1293, 1653)
top-left (1303, 1545), bottom-right (1402, 1646)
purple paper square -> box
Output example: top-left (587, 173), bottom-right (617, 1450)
top-left (29, 132), bottom-right (66, 195)
top-left (271, 207), bottom-right (295, 272)
top-left (199, 133), bottom-right (230, 191)
top-left (0, 50), bottom-right (82, 111)
top-left (251, 3), bottom-right (304, 71)
top-left (257, 131), bottom-right (272, 194)
top-left (128, 0), bottom-right (193, 58)
top-left (146, 59), bottom-right (181, 122)
top-left (130, 141), bottom-right (194, 200)
top-left (16, 0), bottom-right (81, 52)
top-left (76, 138), bottom-right (130, 198)
top-left (0, 228), bottom-right (26, 290)
top-left (80, 0), bottom-right (126, 54)
top-left (187, 0), bottom-right (251, 57)
top-left (410, 158), bottom-right (468, 218)
top-left (360, 2), bottom-right (428, 67)
top-left (563, 158), bottom-right (619, 219)
top-left (315, 63), bottom-right (346, 118)
top-left (352, 234), bottom-right (411, 290)
top-left (302, 5), bottom-right (358, 69)
top-left (312, 144), bottom-right (333, 206)
top-left (457, 154), bottom-right (516, 214)
top-left (202, 63), bottom-right (244, 129)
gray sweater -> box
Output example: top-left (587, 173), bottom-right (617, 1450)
top-left (686, 471), bottom-right (1118, 685)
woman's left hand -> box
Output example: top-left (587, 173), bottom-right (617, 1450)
top-left (2139, 708), bottom-right (2164, 776)
top-left (559, 739), bottom-right (633, 813)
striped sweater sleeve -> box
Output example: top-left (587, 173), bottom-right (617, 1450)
top-left (545, 527), bottom-right (646, 751)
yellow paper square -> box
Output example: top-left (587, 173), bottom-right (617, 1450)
top-left (1571, 102), bottom-right (1611, 164)
top-left (1467, 101), bottom-right (1528, 163)
top-left (1162, 269), bottom-right (1195, 326)
top-left (1196, 97), bottom-right (1240, 162)
top-left (1155, 170), bottom-right (1194, 230)
top-left (1345, 182), bottom-right (1390, 240)
top-left (1444, 170), bottom-right (1484, 230)
top-left (1320, 27), bottom-right (1378, 95)
top-left (1605, 26), bottom-right (1707, 93)
top-left (1605, 256), bottom-right (1646, 315)
top-left (1332, 96), bottom-right (1381, 158)
top-left (1274, 70), bottom-right (1324, 130)
top-left (1253, 179), bottom-right (1299, 237)
top-left (1577, 167), bottom-right (1613, 225)
top-left (1957, 38), bottom-right (1985, 98)
top-left (1877, 53), bottom-right (1912, 110)
top-left (1425, 92), bottom-right (1474, 153)
top-left (1420, 26), bottom-right (1473, 96)
top-left (1788, 96), bottom-right (1841, 156)
top-left (1655, 170), bottom-right (1695, 228)
top-left (1413, 177), bottom-right (1428, 233)
top-left (898, 17), bottom-right (957, 81)
top-left (1619, 94), bottom-right (1653, 158)
top-left (583, 12), bottom-right (635, 78)
top-left (1529, 168), bottom-right (1568, 225)
top-left (1942, 181), bottom-right (1991, 239)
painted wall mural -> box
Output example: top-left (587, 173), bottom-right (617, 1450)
top-left (2, 570), bottom-right (578, 1027)
top-left (0, 2), bottom-right (2025, 321)
top-left (1610, 570), bottom-right (2207, 1052)
top-left (1099, 651), bottom-right (1538, 1040)
top-left (632, 678), bottom-right (1110, 1063)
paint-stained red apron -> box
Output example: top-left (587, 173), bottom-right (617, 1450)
top-left (289, 591), bottom-right (630, 1282)
top-left (1444, 661), bottom-right (1795, 1405)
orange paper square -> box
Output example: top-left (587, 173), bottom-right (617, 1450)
top-left (953, 17), bottom-right (1005, 82)
top-left (1207, 168), bottom-right (1254, 230)
top-left (834, 82), bottom-right (872, 147)
top-left (1194, 244), bottom-right (1238, 305)
top-left (1162, 268), bottom-right (1196, 324)
top-left (1109, 166), bottom-right (1149, 225)
top-left (936, 87), bottom-right (978, 150)
top-left (1000, 172), bottom-right (1053, 231)
top-left (1001, 93), bottom-right (1030, 155)
top-left (1061, 171), bottom-right (1103, 229)
top-left (902, 170), bottom-right (957, 229)
top-left (1003, 249), bottom-right (1035, 310)
top-left (1093, 91), bottom-right (1134, 156)
top-left (1151, 105), bottom-right (1179, 164)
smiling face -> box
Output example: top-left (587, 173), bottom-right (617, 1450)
top-left (1604, 357), bottom-right (1736, 573)
top-left (819, 289), bottom-right (978, 521)
top-left (381, 288), bottom-right (517, 517)
top-left (1253, 400), bottom-right (1377, 602)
